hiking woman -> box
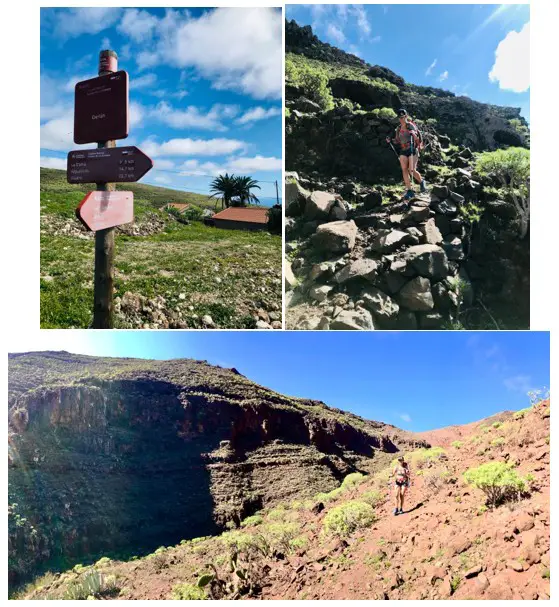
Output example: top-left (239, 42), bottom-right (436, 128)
top-left (392, 455), bottom-right (411, 515)
top-left (386, 108), bottom-right (427, 201)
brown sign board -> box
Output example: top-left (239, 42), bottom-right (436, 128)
top-left (67, 147), bottom-right (153, 183)
top-left (74, 71), bottom-right (129, 144)
top-left (76, 191), bottom-right (134, 231)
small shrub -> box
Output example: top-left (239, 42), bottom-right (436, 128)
top-left (314, 487), bottom-right (343, 503)
top-left (361, 490), bottom-right (383, 507)
top-left (371, 107), bottom-right (397, 120)
top-left (63, 569), bottom-right (104, 600)
top-left (423, 467), bottom-right (450, 493)
top-left (514, 407), bottom-right (531, 420)
top-left (94, 557), bottom-right (111, 568)
top-left (289, 535), bottom-right (308, 551)
top-left (492, 422), bottom-right (502, 429)
top-left (451, 441), bottom-right (463, 449)
top-left (323, 501), bottom-right (376, 537)
top-left (262, 522), bottom-right (301, 553)
top-left (491, 437), bottom-right (505, 447)
top-left (341, 472), bottom-right (366, 491)
top-left (285, 56), bottom-right (334, 110)
top-left (267, 505), bottom-right (288, 521)
top-left (408, 447), bottom-right (446, 469)
top-left (464, 462), bottom-right (526, 507)
top-left (285, 107), bottom-right (291, 119)
top-left (171, 583), bottom-right (206, 600)
top-left (221, 530), bottom-right (269, 558)
top-left (240, 514), bottom-right (263, 528)
top-left (542, 568), bottom-right (550, 579)
top-left (450, 575), bottom-right (461, 594)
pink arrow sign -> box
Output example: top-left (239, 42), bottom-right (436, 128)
top-left (76, 191), bottom-right (134, 231)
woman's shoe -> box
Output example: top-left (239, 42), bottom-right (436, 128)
top-left (420, 180), bottom-right (428, 193)
top-left (393, 508), bottom-right (399, 516)
top-left (403, 189), bottom-right (415, 200)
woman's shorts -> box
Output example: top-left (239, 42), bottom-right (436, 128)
top-left (399, 149), bottom-right (418, 158)
top-left (395, 479), bottom-right (409, 487)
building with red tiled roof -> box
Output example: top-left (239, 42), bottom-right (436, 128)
top-left (164, 203), bottom-right (191, 212)
top-left (212, 206), bottom-right (269, 231)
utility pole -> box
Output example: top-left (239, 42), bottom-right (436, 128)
top-left (93, 50), bottom-right (117, 329)
top-left (275, 179), bottom-right (280, 206)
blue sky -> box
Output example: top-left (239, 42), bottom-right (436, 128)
top-left (40, 7), bottom-right (282, 204)
top-left (9, 331), bottom-right (549, 432)
top-left (287, 4), bottom-right (530, 121)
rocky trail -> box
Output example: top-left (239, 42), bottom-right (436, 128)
top-left (285, 20), bottom-right (529, 330)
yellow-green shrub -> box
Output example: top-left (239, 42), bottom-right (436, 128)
top-left (323, 501), bottom-right (376, 537)
top-left (464, 462), bottom-right (526, 507)
top-left (171, 583), bottom-right (206, 600)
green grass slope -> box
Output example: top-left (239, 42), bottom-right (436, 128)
top-left (39, 171), bottom-right (281, 329)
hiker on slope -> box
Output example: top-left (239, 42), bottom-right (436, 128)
top-left (392, 455), bottom-right (411, 515)
top-left (386, 108), bottom-right (427, 201)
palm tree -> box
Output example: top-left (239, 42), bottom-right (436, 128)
top-left (233, 176), bottom-right (261, 206)
top-left (209, 173), bottom-right (237, 209)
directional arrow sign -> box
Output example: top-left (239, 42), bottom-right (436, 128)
top-left (74, 71), bottom-right (129, 144)
top-left (67, 147), bottom-right (153, 184)
top-left (76, 191), bottom-right (134, 231)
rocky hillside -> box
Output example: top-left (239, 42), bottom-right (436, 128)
top-left (8, 351), bottom-right (424, 589)
top-left (16, 388), bottom-right (549, 600)
top-left (285, 20), bottom-right (530, 330)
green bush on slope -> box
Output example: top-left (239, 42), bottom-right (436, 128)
top-left (464, 462), bottom-right (526, 507)
top-left (323, 501), bottom-right (376, 537)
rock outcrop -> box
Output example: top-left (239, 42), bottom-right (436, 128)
top-left (8, 352), bottom-right (426, 587)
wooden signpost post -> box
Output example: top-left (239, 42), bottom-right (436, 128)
top-left (69, 50), bottom-right (153, 329)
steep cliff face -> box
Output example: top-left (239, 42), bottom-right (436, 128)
top-left (8, 352), bottom-right (425, 586)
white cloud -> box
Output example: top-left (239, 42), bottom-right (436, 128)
top-left (177, 155), bottom-right (281, 176)
top-left (118, 8), bottom-right (159, 42)
top-left (179, 159), bottom-right (224, 177)
top-left (227, 155), bottom-right (281, 172)
top-left (439, 71), bottom-right (449, 82)
top-left (40, 113), bottom-right (76, 151)
top-left (141, 137), bottom-right (247, 157)
top-left (426, 58), bottom-right (437, 76)
top-left (101, 37), bottom-right (111, 50)
top-left (40, 156), bottom-right (67, 170)
top-left (153, 159), bottom-right (175, 170)
top-left (136, 8), bottom-right (281, 100)
top-left (129, 102), bottom-right (146, 128)
top-left (504, 375), bottom-right (532, 394)
top-left (132, 73), bottom-right (157, 90)
top-left (353, 5), bottom-right (371, 37)
top-left (153, 175), bottom-right (171, 184)
top-left (489, 21), bottom-right (530, 92)
top-left (327, 24), bottom-right (346, 45)
top-left (54, 8), bottom-right (122, 39)
top-left (235, 106), bottom-right (281, 125)
top-left (399, 413), bottom-right (412, 423)
top-left (151, 102), bottom-right (239, 131)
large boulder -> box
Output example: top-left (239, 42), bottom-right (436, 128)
top-left (370, 229), bottom-right (414, 253)
top-left (442, 237), bottom-right (465, 261)
top-left (361, 287), bottom-right (399, 319)
top-left (421, 218), bottom-right (443, 245)
top-left (330, 308), bottom-right (374, 330)
top-left (334, 258), bottom-right (379, 284)
top-left (305, 191), bottom-right (337, 220)
top-left (312, 220), bottom-right (358, 254)
top-left (398, 277), bottom-right (434, 311)
top-left (403, 244), bottom-right (449, 281)
top-left (285, 179), bottom-right (311, 217)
